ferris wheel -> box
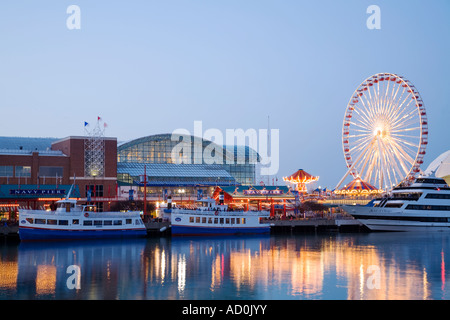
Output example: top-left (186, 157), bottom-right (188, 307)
top-left (337, 73), bottom-right (428, 191)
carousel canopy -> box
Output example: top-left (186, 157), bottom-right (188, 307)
top-left (334, 177), bottom-right (382, 195)
top-left (283, 169), bottom-right (319, 184)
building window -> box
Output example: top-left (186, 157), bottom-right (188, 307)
top-left (86, 185), bottom-right (104, 197)
top-left (39, 166), bottom-right (63, 177)
top-left (15, 166), bottom-right (31, 177)
top-left (0, 166), bottom-right (13, 177)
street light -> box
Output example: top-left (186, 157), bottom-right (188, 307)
top-left (178, 188), bottom-right (185, 205)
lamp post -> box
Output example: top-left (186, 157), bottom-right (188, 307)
top-left (178, 188), bottom-right (185, 205)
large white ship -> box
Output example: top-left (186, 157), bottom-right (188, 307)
top-left (341, 176), bottom-right (450, 231)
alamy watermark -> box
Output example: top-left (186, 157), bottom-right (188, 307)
top-left (66, 5), bottom-right (81, 30)
top-left (66, 265), bottom-right (81, 290)
top-left (366, 5), bottom-right (381, 30)
top-left (365, 265), bottom-right (381, 290)
top-left (171, 121), bottom-right (279, 176)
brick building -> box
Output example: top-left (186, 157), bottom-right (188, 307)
top-left (0, 136), bottom-right (117, 219)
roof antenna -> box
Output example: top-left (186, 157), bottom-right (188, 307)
top-left (65, 174), bottom-right (76, 200)
top-left (267, 115), bottom-right (270, 186)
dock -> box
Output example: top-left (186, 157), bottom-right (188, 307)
top-left (0, 218), bottom-right (366, 239)
top-left (269, 218), bottom-right (366, 233)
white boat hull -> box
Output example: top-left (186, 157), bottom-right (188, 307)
top-left (341, 205), bottom-right (450, 232)
top-left (170, 207), bottom-right (270, 236)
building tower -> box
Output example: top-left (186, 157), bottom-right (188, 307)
top-left (84, 117), bottom-right (106, 178)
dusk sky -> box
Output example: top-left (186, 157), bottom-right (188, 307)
top-left (0, 0), bottom-right (449, 188)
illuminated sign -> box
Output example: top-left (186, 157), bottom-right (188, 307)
top-left (9, 189), bottom-right (66, 196)
top-left (243, 189), bottom-right (283, 195)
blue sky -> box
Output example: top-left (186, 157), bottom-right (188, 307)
top-left (0, 0), bottom-right (449, 188)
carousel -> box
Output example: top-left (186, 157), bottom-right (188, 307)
top-left (283, 169), bottom-right (319, 193)
top-left (333, 177), bottom-right (383, 196)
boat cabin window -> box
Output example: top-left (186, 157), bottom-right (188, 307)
top-left (406, 204), bottom-right (450, 211)
top-left (57, 202), bottom-right (76, 212)
top-left (113, 220), bottom-right (122, 225)
top-left (394, 193), bottom-right (421, 200)
top-left (26, 218), bottom-right (34, 224)
top-left (196, 217), bottom-right (200, 223)
top-left (58, 220), bottom-right (69, 225)
top-left (94, 220), bottom-right (102, 226)
top-left (384, 203), bottom-right (403, 208)
top-left (415, 178), bottom-right (447, 184)
top-left (425, 193), bottom-right (450, 200)
top-left (73, 219), bottom-right (79, 225)
top-left (126, 219), bottom-right (132, 224)
top-left (104, 220), bottom-right (112, 226)
top-left (83, 220), bottom-right (93, 226)
top-left (35, 219), bottom-right (46, 224)
top-left (47, 219), bottom-right (57, 225)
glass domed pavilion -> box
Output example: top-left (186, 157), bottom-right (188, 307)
top-left (117, 134), bottom-right (260, 199)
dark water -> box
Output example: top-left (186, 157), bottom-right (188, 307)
top-left (1, 232), bottom-right (450, 300)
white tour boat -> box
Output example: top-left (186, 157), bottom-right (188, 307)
top-left (18, 186), bottom-right (147, 240)
top-left (341, 176), bottom-right (450, 231)
top-left (170, 198), bottom-right (271, 236)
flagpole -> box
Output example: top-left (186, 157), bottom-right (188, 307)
top-left (144, 165), bottom-right (147, 220)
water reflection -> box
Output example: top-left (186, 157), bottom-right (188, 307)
top-left (1, 233), bottom-right (450, 300)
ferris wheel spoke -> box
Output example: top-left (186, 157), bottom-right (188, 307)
top-left (389, 91), bottom-right (414, 121)
top-left (348, 121), bottom-right (373, 132)
top-left (361, 89), bottom-right (379, 119)
top-left (349, 137), bottom-right (374, 155)
top-left (391, 136), bottom-right (420, 150)
top-left (391, 126), bottom-right (421, 133)
top-left (383, 140), bottom-right (410, 181)
top-left (355, 98), bottom-right (377, 126)
top-left (389, 139), bottom-right (417, 167)
top-left (358, 145), bottom-right (375, 179)
top-left (352, 112), bottom-right (373, 130)
top-left (362, 145), bottom-right (378, 183)
top-left (391, 129), bottom-right (421, 136)
top-left (390, 140), bottom-right (417, 160)
top-left (387, 86), bottom-right (409, 120)
top-left (347, 133), bottom-right (374, 139)
top-left (389, 104), bottom-right (416, 128)
top-left (392, 121), bottom-right (418, 133)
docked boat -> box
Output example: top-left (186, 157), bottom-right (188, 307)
top-left (341, 176), bottom-right (450, 231)
top-left (18, 186), bottom-right (147, 240)
top-left (170, 198), bottom-right (271, 236)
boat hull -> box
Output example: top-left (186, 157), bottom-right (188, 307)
top-left (19, 226), bottom-right (147, 241)
top-left (341, 205), bottom-right (450, 232)
top-left (171, 225), bottom-right (270, 236)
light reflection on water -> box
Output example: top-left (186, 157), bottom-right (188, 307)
top-left (1, 232), bottom-right (450, 300)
